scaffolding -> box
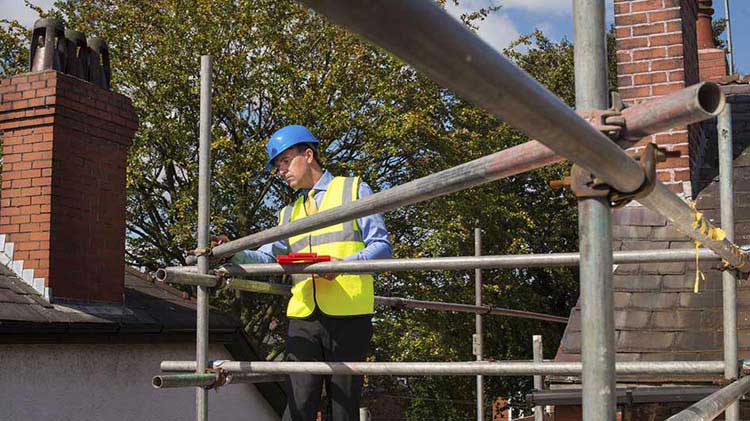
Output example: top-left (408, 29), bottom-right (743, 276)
top-left (151, 1), bottom-right (750, 420)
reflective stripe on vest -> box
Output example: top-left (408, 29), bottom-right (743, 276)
top-left (279, 176), bottom-right (374, 318)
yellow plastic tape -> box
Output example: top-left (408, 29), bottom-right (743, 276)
top-left (694, 241), bottom-right (705, 294)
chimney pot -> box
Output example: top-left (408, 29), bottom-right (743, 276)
top-left (697, 0), bottom-right (715, 49)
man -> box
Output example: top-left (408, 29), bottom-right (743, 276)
top-left (229, 124), bottom-right (392, 420)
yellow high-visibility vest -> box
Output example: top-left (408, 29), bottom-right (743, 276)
top-left (279, 176), bottom-right (375, 318)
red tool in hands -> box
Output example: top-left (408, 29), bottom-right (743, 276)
top-left (277, 253), bottom-right (331, 264)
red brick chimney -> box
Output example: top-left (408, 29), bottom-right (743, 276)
top-left (696, 0), bottom-right (729, 80)
top-left (614, 0), bottom-right (700, 194)
top-left (0, 70), bottom-right (137, 302)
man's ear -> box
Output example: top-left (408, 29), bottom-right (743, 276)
top-left (304, 147), bottom-right (315, 164)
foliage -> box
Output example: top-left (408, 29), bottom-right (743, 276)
top-left (713, 17), bottom-right (727, 50)
top-left (0, 18), bottom-right (29, 79)
top-left (0, 2), bottom-right (612, 418)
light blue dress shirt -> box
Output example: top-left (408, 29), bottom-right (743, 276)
top-left (231, 171), bottom-right (392, 264)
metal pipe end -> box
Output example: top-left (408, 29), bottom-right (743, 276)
top-left (697, 82), bottom-right (726, 116)
top-left (155, 269), bottom-right (168, 282)
top-left (152, 376), bottom-right (164, 388)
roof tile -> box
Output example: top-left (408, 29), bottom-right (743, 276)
top-left (641, 262), bottom-right (686, 275)
top-left (679, 291), bottom-right (722, 308)
top-left (673, 331), bottom-right (720, 351)
top-left (651, 310), bottom-right (701, 330)
top-left (617, 331), bottom-right (675, 351)
top-left (629, 293), bottom-right (677, 309)
top-left (613, 207), bottom-right (668, 227)
top-left (614, 274), bottom-right (661, 291)
top-left (615, 309), bottom-right (651, 329)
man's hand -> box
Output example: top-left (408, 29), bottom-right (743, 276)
top-left (211, 234), bottom-right (230, 247)
top-left (318, 257), bottom-right (341, 281)
top-left (207, 234), bottom-right (231, 267)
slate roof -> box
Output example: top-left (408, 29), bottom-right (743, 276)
top-left (555, 97), bottom-right (750, 384)
top-left (0, 264), bottom-right (287, 413)
top-left (0, 265), bottom-right (236, 341)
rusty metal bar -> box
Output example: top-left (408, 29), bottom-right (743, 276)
top-left (225, 278), bottom-right (568, 323)
top-left (619, 82), bottom-right (724, 143)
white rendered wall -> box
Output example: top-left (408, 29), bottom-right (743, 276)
top-left (0, 343), bottom-right (280, 421)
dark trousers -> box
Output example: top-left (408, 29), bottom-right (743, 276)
top-left (282, 312), bottom-right (373, 421)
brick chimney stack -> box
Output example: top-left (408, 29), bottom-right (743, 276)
top-left (0, 70), bottom-right (137, 302)
top-left (696, 0), bottom-right (729, 80)
top-left (614, 0), bottom-right (700, 194)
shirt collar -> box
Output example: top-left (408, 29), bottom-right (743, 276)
top-left (311, 170), bottom-right (334, 192)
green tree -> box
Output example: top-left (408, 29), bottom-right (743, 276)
top-left (712, 18), bottom-right (727, 49)
top-left (0, 2), bottom-right (604, 419)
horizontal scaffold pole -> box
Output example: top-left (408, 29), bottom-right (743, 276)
top-left (164, 249), bottom-right (721, 280)
top-left (158, 360), bottom-right (726, 377)
top-left (617, 82), bottom-right (724, 143)
top-left (152, 372), bottom-right (284, 389)
top-left (287, 0), bottom-right (748, 271)
top-left (192, 81), bottom-right (724, 267)
top-left (665, 376), bottom-right (750, 421)
top-left (223, 278), bottom-right (568, 323)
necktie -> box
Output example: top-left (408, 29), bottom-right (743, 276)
top-left (305, 189), bottom-right (318, 215)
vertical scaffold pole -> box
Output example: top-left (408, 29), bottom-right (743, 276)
top-left (359, 407), bottom-right (371, 421)
top-left (196, 54), bottom-right (213, 421)
top-left (533, 335), bottom-right (544, 421)
top-left (474, 228), bottom-right (484, 421)
top-left (724, 0), bottom-right (735, 75)
top-left (573, 1), bottom-right (616, 420)
top-left (719, 102), bottom-right (739, 421)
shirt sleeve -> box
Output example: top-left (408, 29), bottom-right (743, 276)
top-left (343, 180), bottom-right (393, 261)
top-left (229, 208), bottom-right (291, 265)
top-left (229, 239), bottom-right (288, 265)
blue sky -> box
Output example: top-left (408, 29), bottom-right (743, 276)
top-left (443, 0), bottom-right (749, 74)
top-left (4, 0), bottom-right (748, 73)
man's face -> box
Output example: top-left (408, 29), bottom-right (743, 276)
top-left (274, 147), bottom-right (314, 190)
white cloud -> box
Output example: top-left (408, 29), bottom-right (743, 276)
top-left (1, 0), bottom-right (57, 29)
top-left (443, 1), bottom-right (521, 53)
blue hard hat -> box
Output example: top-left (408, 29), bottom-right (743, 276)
top-left (265, 125), bottom-right (320, 170)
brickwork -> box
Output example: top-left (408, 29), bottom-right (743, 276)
top-left (614, 0), bottom-right (699, 194)
top-left (696, 1), bottom-right (728, 81)
top-left (0, 70), bottom-right (137, 302)
top-left (699, 48), bottom-right (728, 81)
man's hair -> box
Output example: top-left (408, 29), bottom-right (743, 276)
top-left (291, 143), bottom-right (322, 167)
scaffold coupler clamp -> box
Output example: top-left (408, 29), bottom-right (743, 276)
top-left (569, 143), bottom-right (661, 209)
top-left (577, 105), bottom-right (625, 141)
top-left (741, 359), bottom-right (750, 376)
top-left (205, 366), bottom-right (228, 390)
top-left (608, 143), bottom-right (660, 208)
top-left (191, 247), bottom-right (213, 257)
top-left (211, 267), bottom-right (230, 288)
